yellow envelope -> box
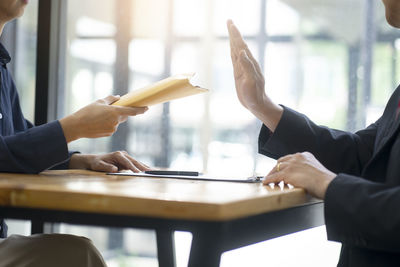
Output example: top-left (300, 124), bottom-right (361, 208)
top-left (112, 73), bottom-right (209, 107)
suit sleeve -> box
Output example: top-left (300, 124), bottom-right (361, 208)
top-left (258, 106), bottom-right (379, 175)
top-left (51, 151), bottom-right (80, 170)
top-left (24, 119), bottom-right (79, 170)
top-left (325, 174), bottom-right (400, 252)
top-left (0, 120), bottom-right (70, 173)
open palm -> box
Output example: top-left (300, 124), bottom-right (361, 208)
top-left (227, 20), bottom-right (266, 111)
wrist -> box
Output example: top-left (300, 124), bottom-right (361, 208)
top-left (318, 173), bottom-right (336, 199)
top-left (249, 96), bottom-right (283, 132)
top-left (59, 114), bottom-right (81, 143)
top-left (69, 154), bottom-right (91, 169)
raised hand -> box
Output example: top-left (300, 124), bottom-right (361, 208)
top-left (227, 20), bottom-right (283, 132)
top-left (227, 20), bottom-right (265, 110)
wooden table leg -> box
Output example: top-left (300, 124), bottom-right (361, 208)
top-left (157, 229), bottom-right (176, 267)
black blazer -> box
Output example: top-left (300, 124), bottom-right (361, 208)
top-left (258, 85), bottom-right (400, 266)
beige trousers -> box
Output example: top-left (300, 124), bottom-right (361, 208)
top-left (0, 234), bottom-right (107, 267)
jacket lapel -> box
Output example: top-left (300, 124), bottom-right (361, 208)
top-left (361, 91), bottom-right (400, 179)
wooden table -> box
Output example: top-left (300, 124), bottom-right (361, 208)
top-left (0, 170), bottom-right (324, 267)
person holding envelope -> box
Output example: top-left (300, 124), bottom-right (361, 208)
top-left (228, 0), bottom-right (400, 266)
top-left (0, 0), bottom-right (150, 266)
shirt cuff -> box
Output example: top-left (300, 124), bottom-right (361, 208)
top-left (258, 105), bottom-right (295, 159)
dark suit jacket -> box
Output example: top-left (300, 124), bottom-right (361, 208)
top-left (0, 43), bottom-right (73, 238)
top-left (258, 85), bottom-right (400, 266)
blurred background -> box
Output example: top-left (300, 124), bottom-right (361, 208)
top-left (2, 0), bottom-right (399, 266)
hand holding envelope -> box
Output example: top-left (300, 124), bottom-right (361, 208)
top-left (112, 73), bottom-right (209, 108)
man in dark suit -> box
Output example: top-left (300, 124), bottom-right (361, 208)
top-left (228, 0), bottom-right (400, 266)
top-left (0, 0), bottom-right (151, 266)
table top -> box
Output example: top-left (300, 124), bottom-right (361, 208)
top-left (0, 170), bottom-right (318, 221)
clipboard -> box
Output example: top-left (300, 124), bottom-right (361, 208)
top-left (107, 172), bottom-right (263, 183)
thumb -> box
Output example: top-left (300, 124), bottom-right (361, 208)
top-left (102, 95), bottom-right (121, 105)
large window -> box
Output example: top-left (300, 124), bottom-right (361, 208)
top-left (0, 0), bottom-right (38, 122)
top-left (63, 0), bottom-right (400, 179)
top-left (5, 0), bottom-right (400, 266)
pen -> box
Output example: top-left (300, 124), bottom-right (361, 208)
top-left (144, 170), bottom-right (200, 176)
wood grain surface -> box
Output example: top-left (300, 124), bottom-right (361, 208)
top-left (0, 170), bottom-right (317, 221)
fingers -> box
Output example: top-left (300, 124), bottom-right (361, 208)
top-left (230, 47), bottom-right (244, 80)
top-left (266, 152), bottom-right (304, 177)
top-left (111, 151), bottom-right (140, 173)
top-left (264, 155), bottom-right (293, 184)
top-left (93, 161), bottom-right (119, 173)
top-left (107, 151), bottom-right (152, 173)
top-left (89, 152), bottom-right (152, 173)
top-left (268, 153), bottom-right (300, 176)
top-left (102, 95), bottom-right (121, 105)
top-left (113, 106), bottom-right (149, 116)
top-left (123, 153), bottom-right (151, 171)
top-left (98, 96), bottom-right (149, 117)
top-left (267, 161), bottom-right (285, 176)
top-left (227, 20), bottom-right (263, 75)
top-left (239, 50), bottom-right (258, 77)
top-left (227, 20), bottom-right (238, 63)
top-left (228, 20), bottom-right (244, 60)
top-left (263, 171), bottom-right (284, 185)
